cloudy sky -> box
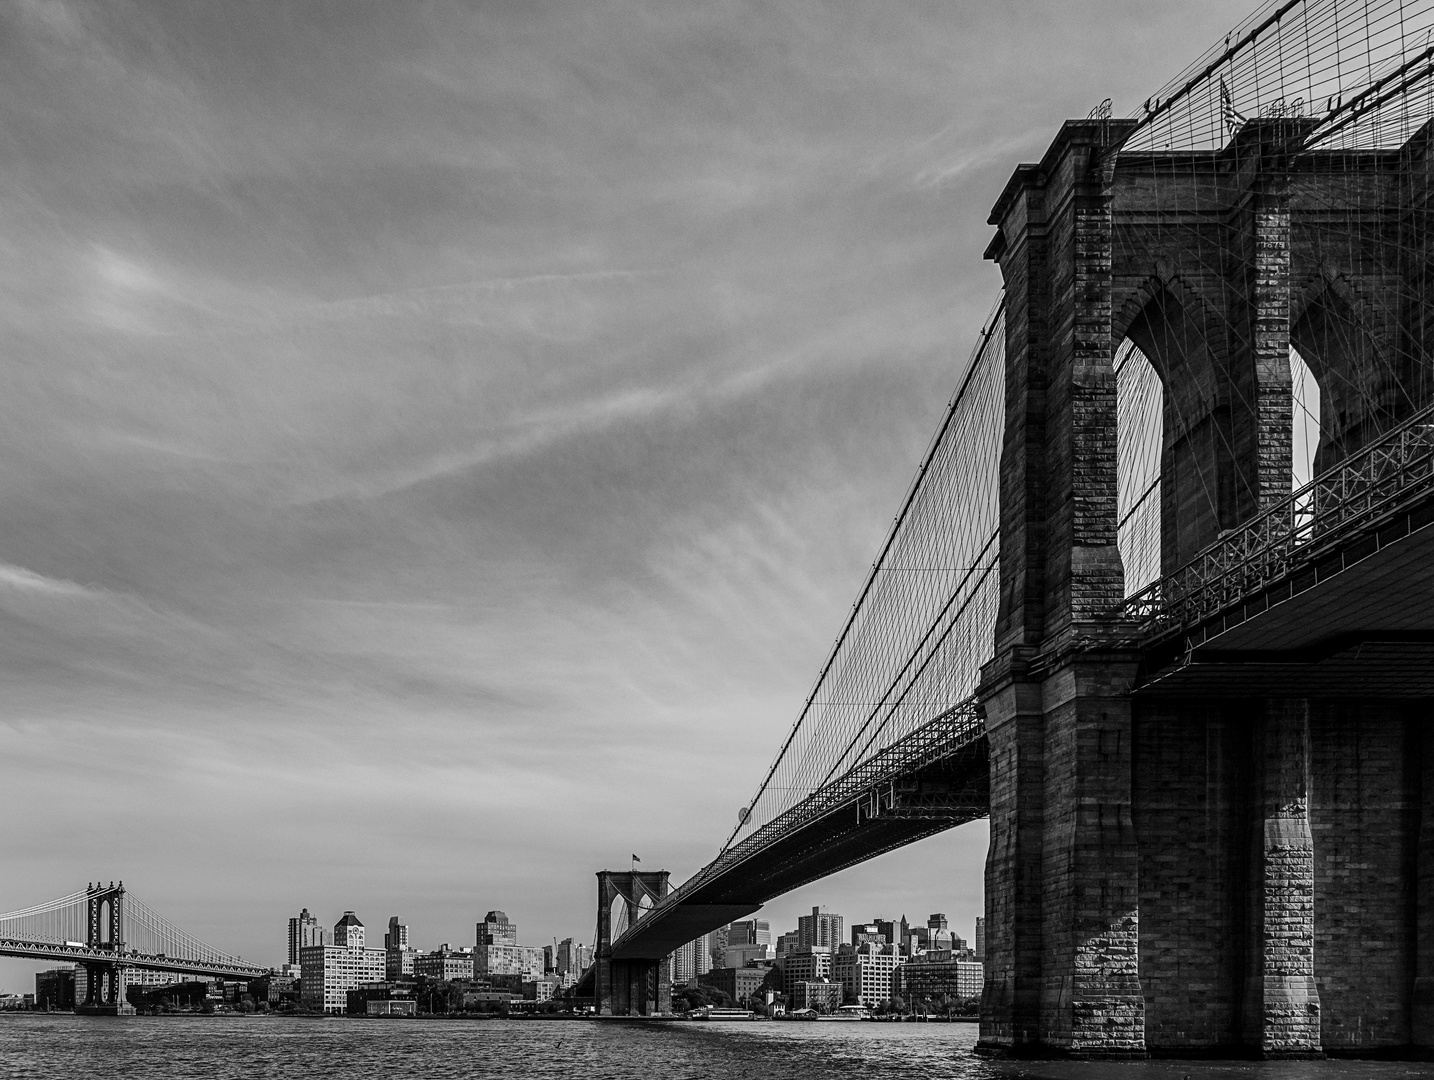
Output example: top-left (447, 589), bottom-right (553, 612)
top-left (0, 0), bottom-right (1253, 982)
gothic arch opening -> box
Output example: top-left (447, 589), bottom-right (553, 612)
top-left (608, 893), bottom-right (629, 942)
top-left (1290, 345), bottom-right (1321, 490)
top-left (1116, 340), bottom-right (1163, 597)
top-left (1117, 284), bottom-right (1225, 584)
top-left (1291, 284), bottom-right (1397, 472)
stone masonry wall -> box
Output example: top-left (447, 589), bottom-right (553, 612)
top-left (1132, 700), bottom-right (1249, 1051)
top-left (1310, 703), bottom-right (1418, 1051)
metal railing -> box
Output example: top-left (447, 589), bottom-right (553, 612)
top-left (1122, 401), bottom-right (1434, 644)
top-left (612, 698), bottom-right (984, 949)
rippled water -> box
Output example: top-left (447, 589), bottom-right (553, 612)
top-left (0, 1015), bottom-right (1429, 1080)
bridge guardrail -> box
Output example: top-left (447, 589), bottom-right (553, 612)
top-left (612, 698), bottom-right (984, 948)
top-left (1121, 401), bottom-right (1434, 644)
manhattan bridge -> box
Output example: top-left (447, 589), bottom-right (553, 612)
top-left (582, 0), bottom-right (1434, 1058)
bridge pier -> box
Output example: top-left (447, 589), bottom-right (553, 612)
top-left (75, 963), bottom-right (134, 1016)
top-left (1243, 700), bottom-right (1321, 1057)
top-left (980, 650), bottom-right (1146, 1057)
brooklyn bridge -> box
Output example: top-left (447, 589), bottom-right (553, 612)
top-left (582, 0), bottom-right (1434, 1058)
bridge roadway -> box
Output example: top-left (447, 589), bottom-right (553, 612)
top-left (599, 400), bottom-right (1434, 969)
top-left (599, 702), bottom-right (989, 965)
top-left (0, 938), bottom-right (267, 981)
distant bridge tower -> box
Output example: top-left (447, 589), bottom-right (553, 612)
top-left (592, 870), bottom-right (672, 1016)
top-left (78, 882), bottom-right (134, 1016)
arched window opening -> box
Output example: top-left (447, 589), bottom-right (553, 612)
top-left (609, 894), bottom-right (629, 942)
top-left (1290, 344), bottom-right (1322, 491)
top-left (1116, 340), bottom-right (1164, 597)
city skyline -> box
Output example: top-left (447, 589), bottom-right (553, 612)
top-left (0, 0), bottom-right (1256, 994)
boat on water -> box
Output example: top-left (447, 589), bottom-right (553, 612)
top-left (817, 1005), bottom-right (872, 1021)
top-left (688, 1007), bottom-right (755, 1021)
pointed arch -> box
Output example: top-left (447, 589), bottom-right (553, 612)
top-left (1116, 277), bottom-right (1230, 573)
top-left (1291, 272), bottom-right (1404, 471)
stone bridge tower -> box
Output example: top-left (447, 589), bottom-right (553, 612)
top-left (978, 117), bottom-right (1434, 1058)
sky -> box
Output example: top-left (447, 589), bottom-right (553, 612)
top-left (0, 0), bottom-right (1257, 987)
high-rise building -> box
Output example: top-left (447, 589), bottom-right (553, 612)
top-left (926, 913), bottom-right (955, 951)
top-left (334, 911), bottom-right (365, 950)
top-left (776, 930), bottom-right (802, 956)
top-left (556, 937), bottom-right (581, 976)
top-left (576, 943), bottom-right (594, 972)
top-left (542, 944), bottom-right (556, 975)
top-left (832, 942), bottom-right (904, 1007)
top-left (384, 916), bottom-right (417, 980)
top-left (384, 916), bottom-right (408, 951)
top-left (670, 932), bottom-right (713, 985)
top-left (477, 911), bottom-right (518, 946)
top-left (974, 917), bottom-right (985, 960)
top-left (727, 919), bottom-right (771, 948)
top-left (287, 908), bottom-right (324, 966)
top-left (709, 924), bottom-right (729, 970)
top-left (798, 907), bottom-right (843, 950)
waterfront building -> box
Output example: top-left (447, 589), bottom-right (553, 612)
top-left (697, 965), bottom-right (768, 1005)
top-left (523, 977), bottom-right (559, 1002)
top-left (300, 913), bottom-right (387, 1014)
top-left (287, 908), bottom-right (324, 965)
top-left (414, 944), bottom-right (475, 981)
top-left (797, 907), bottom-right (843, 950)
top-left (368, 999), bottom-right (416, 1016)
top-left (791, 979), bottom-right (843, 1012)
top-left (780, 947), bottom-right (831, 997)
top-left (896, 949), bottom-right (984, 1002)
top-left (34, 969), bottom-right (75, 1011)
top-left (832, 942), bottom-right (904, 1007)
top-left (727, 919), bottom-right (771, 948)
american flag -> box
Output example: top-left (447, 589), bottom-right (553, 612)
top-left (1220, 77), bottom-right (1247, 134)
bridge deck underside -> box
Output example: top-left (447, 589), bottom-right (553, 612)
top-left (611, 749), bottom-right (988, 960)
top-left (0, 940), bottom-right (265, 980)
top-left (1139, 497), bottom-right (1434, 697)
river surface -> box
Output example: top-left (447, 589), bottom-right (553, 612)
top-left (0, 1015), bottom-right (1430, 1080)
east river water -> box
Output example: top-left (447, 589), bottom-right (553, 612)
top-left (0, 1015), bottom-right (1431, 1080)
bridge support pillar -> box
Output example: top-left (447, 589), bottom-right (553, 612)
top-left (75, 963), bottom-right (134, 1016)
top-left (979, 651), bottom-right (1145, 1058)
top-left (979, 667), bottom-right (1044, 1054)
top-left (1414, 718), bottom-right (1434, 1049)
top-left (1243, 699), bottom-right (1322, 1057)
